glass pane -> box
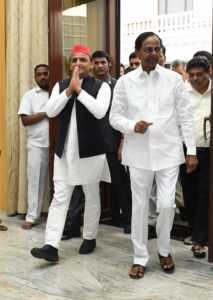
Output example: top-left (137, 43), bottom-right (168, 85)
top-left (167, 0), bottom-right (185, 13)
top-left (62, 0), bottom-right (106, 78)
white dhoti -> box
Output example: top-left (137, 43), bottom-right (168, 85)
top-left (129, 165), bottom-right (179, 267)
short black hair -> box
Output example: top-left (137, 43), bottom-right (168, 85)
top-left (135, 31), bottom-right (163, 51)
top-left (161, 45), bottom-right (166, 56)
top-left (92, 51), bottom-right (110, 63)
top-left (186, 57), bottom-right (210, 73)
top-left (120, 63), bottom-right (125, 69)
top-left (34, 64), bottom-right (49, 74)
top-left (129, 52), bottom-right (138, 60)
top-left (193, 50), bottom-right (212, 64)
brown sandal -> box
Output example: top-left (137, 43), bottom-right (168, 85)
top-left (129, 264), bottom-right (145, 279)
top-left (192, 243), bottom-right (206, 258)
top-left (22, 222), bottom-right (33, 230)
top-left (0, 224), bottom-right (8, 231)
top-left (158, 253), bottom-right (175, 274)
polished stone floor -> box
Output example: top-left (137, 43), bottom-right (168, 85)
top-left (0, 211), bottom-right (213, 300)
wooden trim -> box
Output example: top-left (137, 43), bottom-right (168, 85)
top-left (48, 0), bottom-right (63, 200)
top-left (0, 0), bottom-right (6, 211)
top-left (106, 0), bottom-right (120, 79)
top-left (208, 10), bottom-right (213, 261)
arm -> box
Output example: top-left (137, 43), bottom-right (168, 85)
top-left (20, 112), bottom-right (48, 126)
top-left (46, 82), bottom-right (70, 118)
top-left (69, 66), bottom-right (111, 119)
top-left (175, 76), bottom-right (198, 173)
top-left (77, 82), bottom-right (111, 119)
top-left (109, 79), bottom-right (136, 134)
top-left (110, 78), bottom-right (152, 134)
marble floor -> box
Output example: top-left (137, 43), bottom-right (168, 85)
top-left (0, 212), bottom-right (213, 300)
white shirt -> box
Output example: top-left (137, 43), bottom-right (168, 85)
top-left (185, 80), bottom-right (211, 147)
top-left (109, 64), bottom-right (196, 171)
top-left (18, 86), bottom-right (49, 147)
top-left (46, 80), bottom-right (111, 185)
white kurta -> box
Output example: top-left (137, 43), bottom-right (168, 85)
top-left (46, 80), bottom-right (111, 185)
top-left (185, 80), bottom-right (211, 147)
top-left (109, 64), bottom-right (196, 171)
top-left (18, 85), bottom-right (49, 147)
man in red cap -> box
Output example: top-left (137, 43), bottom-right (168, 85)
top-left (31, 45), bottom-right (111, 262)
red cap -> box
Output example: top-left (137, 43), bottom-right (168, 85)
top-left (71, 45), bottom-right (92, 58)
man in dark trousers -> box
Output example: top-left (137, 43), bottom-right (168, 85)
top-left (62, 51), bottom-right (132, 237)
top-left (92, 50), bottom-right (132, 233)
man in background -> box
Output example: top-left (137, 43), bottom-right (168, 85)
top-left (171, 59), bottom-right (188, 81)
top-left (180, 57), bottom-right (211, 258)
top-left (93, 50), bottom-right (132, 234)
top-left (125, 52), bottom-right (140, 74)
top-left (18, 64), bottom-right (50, 230)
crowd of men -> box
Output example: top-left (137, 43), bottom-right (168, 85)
top-left (12, 31), bottom-right (212, 279)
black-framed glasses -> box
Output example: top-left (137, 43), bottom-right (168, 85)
top-left (143, 47), bottom-right (162, 54)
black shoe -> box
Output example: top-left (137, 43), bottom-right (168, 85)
top-left (79, 239), bottom-right (96, 254)
top-left (61, 230), bottom-right (81, 240)
top-left (31, 244), bottom-right (59, 262)
top-left (124, 222), bottom-right (131, 234)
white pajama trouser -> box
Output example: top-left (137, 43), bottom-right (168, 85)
top-left (45, 181), bottom-right (101, 249)
top-left (129, 165), bottom-right (179, 267)
top-left (26, 145), bottom-right (49, 223)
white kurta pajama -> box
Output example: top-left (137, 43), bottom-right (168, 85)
top-left (45, 81), bottom-right (111, 249)
top-left (18, 86), bottom-right (49, 224)
top-left (110, 64), bottom-right (196, 266)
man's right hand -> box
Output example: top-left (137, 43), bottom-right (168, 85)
top-left (134, 120), bottom-right (153, 134)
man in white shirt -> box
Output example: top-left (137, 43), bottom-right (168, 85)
top-left (31, 45), bottom-right (111, 262)
top-left (180, 56), bottom-right (211, 258)
top-left (110, 32), bottom-right (198, 279)
top-left (18, 64), bottom-right (49, 230)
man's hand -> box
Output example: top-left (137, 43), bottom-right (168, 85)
top-left (185, 155), bottom-right (198, 173)
top-left (134, 120), bottom-right (153, 134)
top-left (117, 138), bottom-right (124, 162)
top-left (66, 66), bottom-right (83, 97)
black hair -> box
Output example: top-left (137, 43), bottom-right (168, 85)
top-left (161, 45), bottom-right (166, 56)
top-left (120, 63), bottom-right (125, 69)
top-left (92, 51), bottom-right (110, 63)
top-left (135, 31), bottom-right (163, 51)
top-left (193, 50), bottom-right (212, 64)
top-left (34, 64), bottom-right (49, 74)
top-left (186, 57), bottom-right (210, 73)
top-left (129, 52), bottom-right (138, 60)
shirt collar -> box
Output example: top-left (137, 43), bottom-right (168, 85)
top-left (185, 79), bottom-right (211, 95)
top-left (135, 63), bottom-right (162, 78)
top-left (35, 85), bottom-right (47, 93)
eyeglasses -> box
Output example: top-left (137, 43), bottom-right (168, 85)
top-left (143, 47), bottom-right (162, 54)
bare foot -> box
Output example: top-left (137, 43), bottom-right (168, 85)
top-left (22, 222), bottom-right (33, 230)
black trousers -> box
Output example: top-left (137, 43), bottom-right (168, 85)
top-left (180, 147), bottom-right (210, 245)
top-left (63, 185), bottom-right (85, 234)
top-left (106, 153), bottom-right (132, 222)
top-left (63, 153), bottom-right (132, 233)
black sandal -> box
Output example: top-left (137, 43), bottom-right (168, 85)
top-left (158, 253), bottom-right (175, 274)
top-left (129, 264), bottom-right (145, 279)
top-left (192, 243), bottom-right (206, 258)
